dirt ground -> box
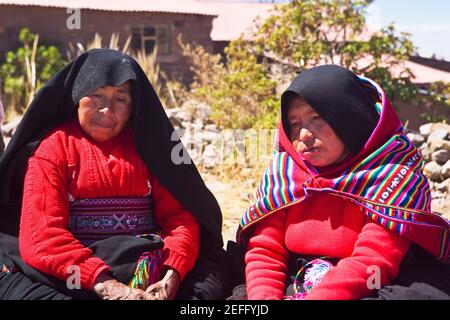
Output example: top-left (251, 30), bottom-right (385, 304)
top-left (201, 173), bottom-right (254, 245)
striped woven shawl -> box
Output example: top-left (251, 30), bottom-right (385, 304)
top-left (239, 77), bottom-right (450, 264)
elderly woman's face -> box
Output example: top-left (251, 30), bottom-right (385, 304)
top-left (78, 82), bottom-right (132, 142)
top-left (287, 97), bottom-right (349, 167)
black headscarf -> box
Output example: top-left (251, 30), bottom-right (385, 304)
top-left (281, 64), bottom-right (380, 155)
top-left (0, 49), bottom-right (223, 249)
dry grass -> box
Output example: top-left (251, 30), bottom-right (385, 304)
top-left (198, 163), bottom-right (267, 244)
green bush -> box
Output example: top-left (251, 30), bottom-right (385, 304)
top-left (0, 28), bottom-right (67, 117)
top-left (178, 37), bottom-right (278, 129)
top-left (176, 0), bottom-right (427, 130)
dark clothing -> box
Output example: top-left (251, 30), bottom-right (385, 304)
top-left (227, 243), bottom-right (450, 300)
top-left (0, 272), bottom-right (72, 300)
top-left (281, 64), bottom-right (380, 154)
top-left (0, 49), bottom-right (223, 245)
top-left (0, 49), bottom-right (231, 300)
top-left (1, 233), bottom-right (232, 300)
top-left (364, 244), bottom-right (450, 300)
top-left (0, 130), bottom-right (4, 158)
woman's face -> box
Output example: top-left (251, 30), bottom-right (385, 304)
top-left (287, 96), bottom-right (349, 167)
top-left (78, 81), bottom-right (132, 142)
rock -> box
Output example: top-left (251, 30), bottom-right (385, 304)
top-left (240, 191), bottom-right (254, 202)
top-left (431, 190), bottom-right (445, 200)
top-left (175, 109), bottom-right (194, 123)
top-left (431, 149), bottom-right (450, 165)
top-left (164, 107), bottom-right (182, 117)
top-left (202, 146), bottom-right (222, 169)
top-left (419, 123), bottom-right (433, 137)
top-left (201, 131), bottom-right (218, 143)
top-left (205, 124), bottom-right (218, 132)
top-left (419, 145), bottom-right (432, 162)
top-left (429, 140), bottom-right (450, 153)
top-left (428, 128), bottom-right (450, 143)
top-left (2, 116), bottom-right (23, 136)
top-left (431, 198), bottom-right (448, 215)
top-left (432, 123), bottom-right (450, 132)
top-left (424, 161), bottom-right (442, 181)
top-left (168, 115), bottom-right (182, 128)
top-left (194, 118), bottom-right (204, 126)
top-left (435, 178), bottom-right (450, 194)
top-left (194, 103), bottom-right (212, 121)
top-left (182, 100), bottom-right (212, 122)
top-left (442, 160), bottom-right (450, 179)
top-left (192, 120), bottom-right (203, 131)
top-left (406, 132), bottom-right (425, 147)
top-left (181, 122), bottom-right (192, 129)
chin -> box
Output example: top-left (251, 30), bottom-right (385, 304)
top-left (90, 132), bottom-right (117, 142)
top-left (305, 156), bottom-right (329, 168)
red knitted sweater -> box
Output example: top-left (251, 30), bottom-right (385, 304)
top-left (245, 193), bottom-right (410, 300)
top-left (19, 119), bottom-right (200, 289)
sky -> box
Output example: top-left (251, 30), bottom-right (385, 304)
top-left (367, 0), bottom-right (450, 60)
top-left (227, 0), bottom-right (450, 60)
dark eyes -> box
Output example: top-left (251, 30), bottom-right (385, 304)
top-left (89, 93), bottom-right (129, 103)
top-left (289, 115), bottom-right (321, 126)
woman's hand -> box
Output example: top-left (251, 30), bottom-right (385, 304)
top-left (93, 272), bottom-right (156, 300)
top-left (145, 268), bottom-right (181, 300)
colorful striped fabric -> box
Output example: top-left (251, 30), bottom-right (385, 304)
top-left (239, 76), bottom-right (450, 264)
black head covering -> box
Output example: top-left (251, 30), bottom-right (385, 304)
top-left (281, 64), bottom-right (380, 155)
top-left (0, 49), bottom-right (223, 249)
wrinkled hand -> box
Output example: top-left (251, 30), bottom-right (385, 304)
top-left (93, 273), bottom-right (156, 300)
top-left (145, 268), bottom-right (180, 300)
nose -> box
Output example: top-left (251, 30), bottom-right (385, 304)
top-left (97, 97), bottom-right (114, 116)
top-left (98, 106), bottom-right (113, 116)
top-left (299, 127), bottom-right (315, 146)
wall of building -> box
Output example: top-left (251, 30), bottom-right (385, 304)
top-left (0, 5), bottom-right (215, 84)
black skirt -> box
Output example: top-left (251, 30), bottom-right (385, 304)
top-left (0, 233), bottom-right (233, 300)
top-left (227, 243), bottom-right (450, 300)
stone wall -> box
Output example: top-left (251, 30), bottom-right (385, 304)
top-left (1, 107), bottom-right (449, 216)
top-left (407, 123), bottom-right (450, 215)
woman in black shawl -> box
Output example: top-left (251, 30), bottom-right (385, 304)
top-left (0, 49), bottom-right (232, 300)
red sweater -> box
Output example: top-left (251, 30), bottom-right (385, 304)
top-left (245, 193), bottom-right (410, 300)
top-left (19, 120), bottom-right (200, 289)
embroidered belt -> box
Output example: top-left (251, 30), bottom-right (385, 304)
top-left (68, 196), bottom-right (158, 246)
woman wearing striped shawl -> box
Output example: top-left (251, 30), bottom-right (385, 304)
top-left (233, 65), bottom-right (449, 300)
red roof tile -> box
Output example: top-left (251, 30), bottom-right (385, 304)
top-left (198, 1), bottom-right (274, 41)
top-left (0, 0), bottom-right (217, 16)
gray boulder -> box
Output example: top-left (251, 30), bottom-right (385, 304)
top-left (424, 161), bottom-right (442, 181)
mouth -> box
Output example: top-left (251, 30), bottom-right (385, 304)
top-left (301, 147), bottom-right (319, 154)
top-left (92, 121), bottom-right (116, 129)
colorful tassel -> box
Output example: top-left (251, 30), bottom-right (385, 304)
top-left (128, 250), bottom-right (162, 290)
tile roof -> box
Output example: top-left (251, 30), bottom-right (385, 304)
top-left (0, 0), bottom-right (217, 16)
top-left (198, 1), bottom-right (274, 41)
